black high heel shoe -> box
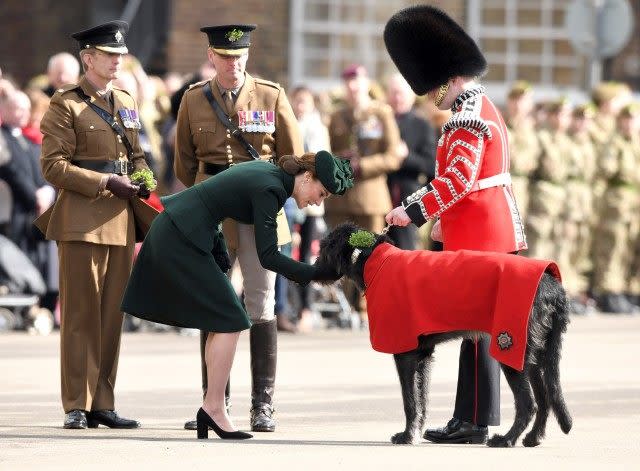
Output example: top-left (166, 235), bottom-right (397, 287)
top-left (196, 408), bottom-right (252, 440)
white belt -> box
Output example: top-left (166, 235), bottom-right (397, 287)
top-left (470, 172), bottom-right (512, 192)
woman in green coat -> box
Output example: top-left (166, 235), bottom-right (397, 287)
top-left (121, 151), bottom-right (352, 439)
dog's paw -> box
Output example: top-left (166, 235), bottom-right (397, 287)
top-left (522, 433), bottom-right (541, 447)
top-left (487, 434), bottom-right (515, 448)
top-left (391, 431), bottom-right (418, 445)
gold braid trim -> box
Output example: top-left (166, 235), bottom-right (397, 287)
top-left (434, 83), bottom-right (450, 107)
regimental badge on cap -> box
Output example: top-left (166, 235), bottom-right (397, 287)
top-left (497, 332), bottom-right (513, 351)
top-left (226, 29), bottom-right (244, 42)
top-left (115, 30), bottom-right (123, 43)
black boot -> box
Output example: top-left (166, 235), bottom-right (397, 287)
top-left (250, 319), bottom-right (277, 432)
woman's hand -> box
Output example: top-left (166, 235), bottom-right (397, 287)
top-left (311, 261), bottom-right (341, 282)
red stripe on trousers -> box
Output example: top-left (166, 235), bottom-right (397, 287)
top-left (474, 339), bottom-right (478, 424)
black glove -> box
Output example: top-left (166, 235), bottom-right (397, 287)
top-left (211, 232), bottom-right (231, 273)
top-left (311, 261), bottom-right (341, 282)
top-left (106, 174), bottom-right (139, 199)
top-left (213, 249), bottom-right (231, 273)
top-left (137, 182), bottom-right (151, 199)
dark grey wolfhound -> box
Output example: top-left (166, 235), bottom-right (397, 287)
top-left (315, 222), bottom-right (572, 447)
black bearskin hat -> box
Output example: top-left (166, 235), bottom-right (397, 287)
top-left (384, 5), bottom-right (487, 96)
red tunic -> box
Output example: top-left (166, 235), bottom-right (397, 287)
top-left (363, 243), bottom-right (560, 371)
top-left (402, 86), bottom-right (526, 253)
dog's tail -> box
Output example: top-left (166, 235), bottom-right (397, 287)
top-left (544, 285), bottom-right (573, 434)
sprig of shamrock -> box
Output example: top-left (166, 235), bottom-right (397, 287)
top-left (130, 168), bottom-right (157, 191)
top-left (348, 230), bottom-right (376, 248)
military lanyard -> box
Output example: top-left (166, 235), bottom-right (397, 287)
top-left (202, 82), bottom-right (260, 161)
top-left (75, 88), bottom-right (136, 159)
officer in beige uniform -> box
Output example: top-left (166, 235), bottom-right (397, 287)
top-left (504, 81), bottom-right (540, 221)
top-left (35, 21), bottom-right (157, 429)
top-left (174, 24), bottom-right (303, 432)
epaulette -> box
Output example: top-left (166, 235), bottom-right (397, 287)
top-left (442, 111), bottom-right (492, 140)
top-left (112, 86), bottom-right (133, 99)
top-left (254, 77), bottom-right (281, 90)
top-left (188, 80), bottom-right (208, 90)
top-left (55, 83), bottom-right (80, 95)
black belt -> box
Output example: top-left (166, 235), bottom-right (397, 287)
top-left (201, 162), bottom-right (231, 176)
top-left (72, 159), bottom-right (134, 175)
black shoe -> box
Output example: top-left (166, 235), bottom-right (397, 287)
top-left (424, 418), bottom-right (488, 444)
top-left (63, 409), bottom-right (87, 429)
top-left (598, 293), bottom-right (635, 314)
top-left (185, 398), bottom-right (230, 430)
top-left (196, 408), bottom-right (252, 440)
top-left (250, 403), bottom-right (276, 432)
top-left (86, 410), bottom-right (141, 429)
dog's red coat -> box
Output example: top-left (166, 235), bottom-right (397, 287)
top-left (363, 243), bottom-right (561, 371)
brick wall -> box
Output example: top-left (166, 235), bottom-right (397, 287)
top-left (0, 0), bottom-right (88, 86)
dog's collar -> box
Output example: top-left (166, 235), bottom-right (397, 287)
top-left (351, 248), bottom-right (362, 265)
top-left (350, 225), bottom-right (391, 266)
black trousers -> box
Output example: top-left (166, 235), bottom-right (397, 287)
top-left (451, 250), bottom-right (520, 426)
top-left (452, 336), bottom-right (501, 426)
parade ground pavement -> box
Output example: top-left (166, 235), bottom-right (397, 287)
top-left (1, 314), bottom-right (639, 470)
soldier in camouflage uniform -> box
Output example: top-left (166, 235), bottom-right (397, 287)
top-left (592, 103), bottom-right (640, 314)
top-left (589, 83), bottom-right (633, 205)
top-left (525, 99), bottom-right (572, 261)
top-left (504, 81), bottom-right (540, 221)
top-left (557, 104), bottom-right (598, 313)
top-left (624, 104), bottom-right (640, 308)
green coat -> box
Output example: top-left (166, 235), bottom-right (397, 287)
top-left (121, 160), bottom-right (315, 332)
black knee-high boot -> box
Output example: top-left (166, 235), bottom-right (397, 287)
top-left (250, 319), bottom-right (277, 432)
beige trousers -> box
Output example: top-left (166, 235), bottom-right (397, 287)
top-left (228, 223), bottom-right (277, 323)
top-left (58, 241), bottom-right (134, 413)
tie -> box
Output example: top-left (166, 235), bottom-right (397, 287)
top-left (224, 90), bottom-right (234, 115)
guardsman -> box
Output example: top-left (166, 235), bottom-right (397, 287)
top-left (34, 21), bottom-right (157, 429)
top-left (525, 99), bottom-right (572, 261)
top-left (504, 80), bottom-right (540, 221)
top-left (592, 103), bottom-right (640, 313)
top-left (384, 5), bottom-right (526, 445)
top-left (174, 24), bottom-right (303, 432)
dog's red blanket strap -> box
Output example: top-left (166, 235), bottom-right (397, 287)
top-left (363, 243), bottom-right (561, 371)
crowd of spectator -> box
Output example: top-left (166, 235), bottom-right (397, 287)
top-left (1, 52), bottom-right (639, 335)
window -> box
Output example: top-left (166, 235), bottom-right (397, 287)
top-left (467, 0), bottom-right (588, 100)
top-left (288, 0), bottom-right (410, 90)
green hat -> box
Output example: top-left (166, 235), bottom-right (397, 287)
top-left (200, 24), bottom-right (256, 56)
top-left (315, 150), bottom-right (354, 196)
